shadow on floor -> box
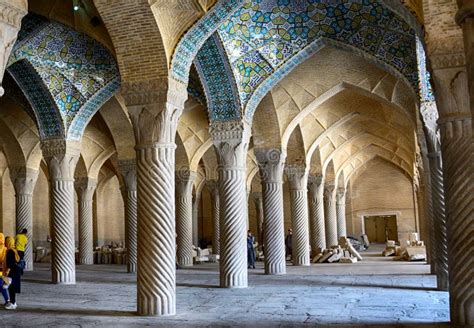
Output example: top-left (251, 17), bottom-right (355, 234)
top-left (18, 307), bottom-right (136, 317)
top-left (176, 283), bottom-right (218, 289)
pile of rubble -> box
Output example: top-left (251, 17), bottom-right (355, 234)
top-left (95, 244), bottom-right (127, 264)
top-left (382, 233), bottom-right (427, 261)
top-left (193, 246), bottom-right (219, 263)
top-left (312, 237), bottom-right (364, 264)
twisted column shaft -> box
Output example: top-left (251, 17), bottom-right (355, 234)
top-left (207, 180), bottom-right (220, 255)
top-left (136, 145), bottom-right (176, 315)
top-left (219, 167), bottom-right (247, 287)
top-left (75, 178), bottom-right (96, 265)
top-left (211, 120), bottom-right (251, 288)
top-left (51, 179), bottom-right (76, 284)
top-left (124, 189), bottom-right (138, 273)
top-left (456, 4), bottom-right (474, 127)
top-left (324, 184), bottom-right (338, 247)
top-left (15, 194), bottom-right (33, 268)
top-left (10, 167), bottom-right (38, 271)
top-left (192, 192), bottom-right (200, 246)
top-left (439, 117), bottom-right (474, 325)
top-left (429, 152), bottom-right (449, 291)
top-left (421, 101), bottom-right (449, 288)
top-left (252, 192), bottom-right (264, 245)
top-left (336, 188), bottom-right (347, 238)
top-left (256, 148), bottom-right (286, 275)
top-left (124, 78), bottom-right (187, 316)
top-left (285, 165), bottom-right (310, 266)
top-left (308, 175), bottom-right (326, 255)
top-left (119, 161), bottom-right (138, 273)
top-left (175, 170), bottom-right (195, 267)
top-left (42, 140), bottom-right (80, 284)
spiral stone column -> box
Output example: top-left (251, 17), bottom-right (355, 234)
top-left (421, 102), bottom-right (449, 291)
top-left (324, 184), bottom-right (338, 247)
top-left (42, 139), bottom-right (80, 284)
top-left (0, 1), bottom-right (27, 96)
top-left (255, 148), bottom-right (286, 275)
top-left (251, 192), bottom-right (264, 245)
top-left (285, 165), bottom-right (310, 266)
top-left (210, 120), bottom-right (251, 288)
top-left (428, 152), bottom-right (449, 290)
top-left (438, 115), bottom-right (473, 325)
top-left (119, 160), bottom-right (138, 273)
top-left (192, 191), bottom-right (201, 247)
top-left (10, 167), bottom-right (38, 271)
top-left (456, 3), bottom-right (474, 126)
top-left (308, 175), bottom-right (326, 255)
top-left (430, 63), bottom-right (474, 324)
top-left (175, 169), bottom-right (195, 267)
top-left (207, 179), bottom-right (220, 255)
top-left (74, 178), bottom-right (97, 265)
top-left (336, 188), bottom-right (347, 238)
top-left (124, 79), bottom-right (187, 316)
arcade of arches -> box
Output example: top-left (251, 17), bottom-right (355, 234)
top-left (0, 0), bottom-right (472, 326)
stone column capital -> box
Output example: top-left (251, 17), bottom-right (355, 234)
top-left (255, 148), bottom-right (286, 183)
top-left (324, 183), bottom-right (336, 198)
top-left (455, 2), bottom-right (474, 25)
top-left (308, 174), bottom-right (323, 191)
top-left (124, 79), bottom-right (187, 146)
top-left (74, 177), bottom-right (97, 201)
top-left (0, 1), bottom-right (27, 96)
top-left (285, 165), bottom-right (308, 191)
top-left (9, 166), bottom-right (38, 196)
top-left (0, 1), bottom-right (27, 28)
top-left (251, 191), bottom-right (263, 207)
top-left (119, 159), bottom-right (137, 191)
top-left (41, 139), bottom-right (81, 181)
top-left (421, 101), bottom-right (441, 153)
top-left (206, 179), bottom-right (219, 197)
top-left (336, 187), bottom-right (346, 202)
top-left (210, 120), bottom-right (251, 168)
top-left (175, 169), bottom-right (196, 194)
top-left (251, 191), bottom-right (262, 200)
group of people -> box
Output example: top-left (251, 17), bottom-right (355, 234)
top-left (0, 229), bottom-right (27, 310)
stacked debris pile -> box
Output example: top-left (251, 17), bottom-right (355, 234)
top-left (312, 237), bottom-right (363, 263)
top-left (94, 243), bottom-right (127, 264)
top-left (382, 233), bottom-right (427, 261)
top-left (347, 235), bottom-right (369, 251)
top-left (193, 246), bottom-right (219, 263)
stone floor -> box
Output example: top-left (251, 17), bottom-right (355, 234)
top-left (1, 247), bottom-right (456, 327)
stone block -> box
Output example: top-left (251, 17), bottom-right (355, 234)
top-left (319, 250), bottom-right (334, 263)
top-left (312, 253), bottom-right (323, 263)
top-left (340, 257), bottom-right (357, 263)
top-left (327, 251), bottom-right (342, 263)
top-left (406, 246), bottom-right (426, 261)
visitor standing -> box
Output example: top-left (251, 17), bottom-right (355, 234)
top-left (247, 230), bottom-right (256, 269)
top-left (4, 236), bottom-right (21, 310)
top-left (285, 229), bottom-right (293, 260)
top-left (0, 233), bottom-right (10, 304)
top-left (15, 229), bottom-right (28, 260)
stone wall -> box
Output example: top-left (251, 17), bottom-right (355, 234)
top-left (95, 175), bottom-right (125, 246)
top-left (199, 187), bottom-right (213, 246)
top-left (1, 169), bottom-right (15, 236)
top-left (347, 159), bottom-right (416, 242)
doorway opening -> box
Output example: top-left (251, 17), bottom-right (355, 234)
top-left (364, 215), bottom-right (398, 243)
